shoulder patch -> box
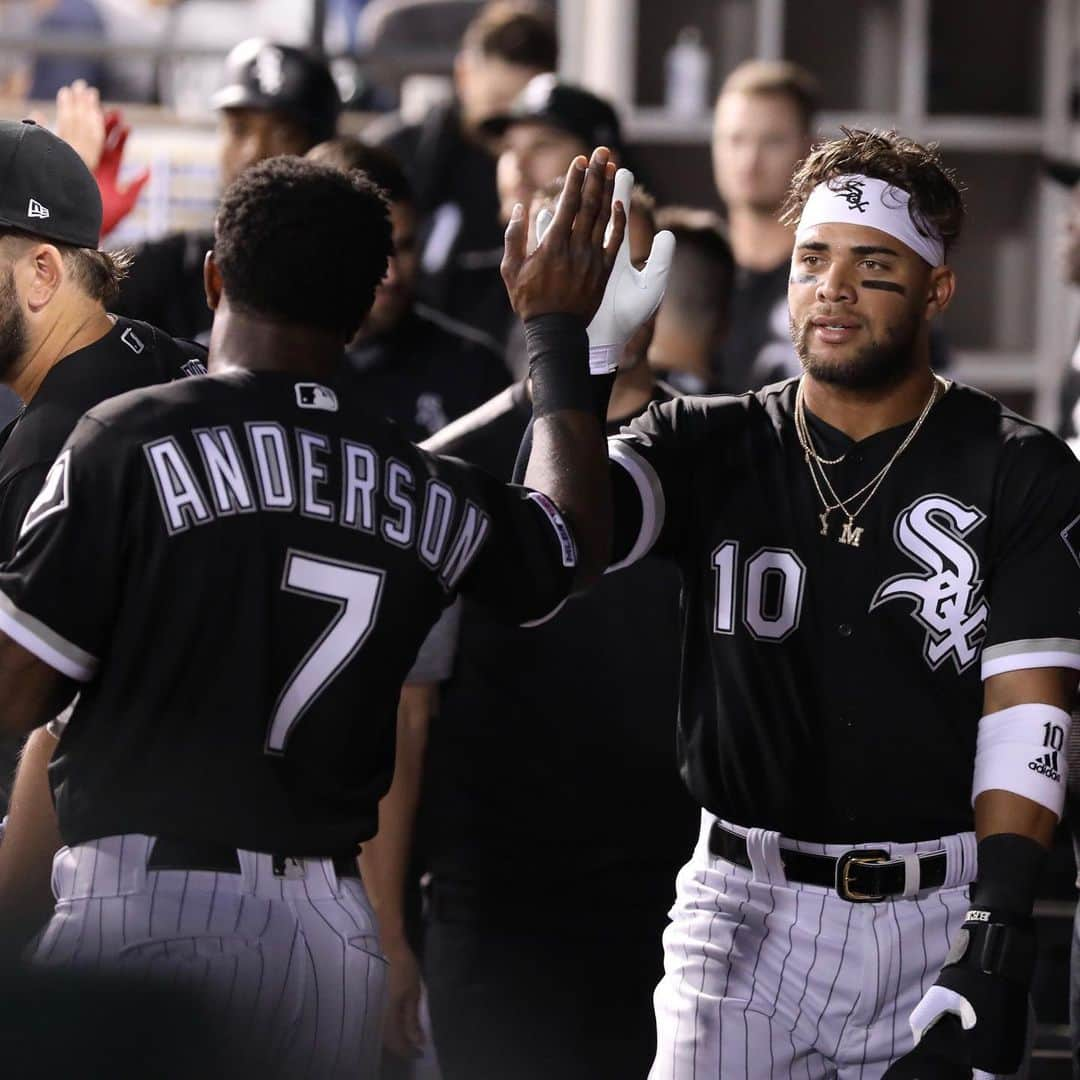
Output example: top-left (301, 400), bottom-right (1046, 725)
top-left (19, 448), bottom-right (71, 541)
top-left (120, 327), bottom-right (145, 355)
top-left (1061, 512), bottom-right (1080, 571)
top-left (295, 383), bottom-right (338, 412)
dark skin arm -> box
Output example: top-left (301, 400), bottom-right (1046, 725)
top-left (974, 665), bottom-right (1076, 846)
top-left (502, 148), bottom-right (624, 588)
top-left (0, 634), bottom-right (76, 738)
top-left (0, 724), bottom-right (62, 964)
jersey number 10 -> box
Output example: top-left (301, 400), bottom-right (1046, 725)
top-left (712, 541), bottom-right (807, 642)
top-left (265, 550), bottom-right (386, 754)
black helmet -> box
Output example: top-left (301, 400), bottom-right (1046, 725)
top-left (210, 39), bottom-right (341, 145)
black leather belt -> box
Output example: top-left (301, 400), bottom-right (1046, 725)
top-left (708, 822), bottom-right (948, 903)
top-left (147, 836), bottom-right (360, 880)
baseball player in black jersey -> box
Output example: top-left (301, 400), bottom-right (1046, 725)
top-left (0, 119), bottom-right (206, 952)
top-left (553, 129), bottom-right (1080, 1078)
top-left (413, 187), bottom-right (697, 1080)
top-left (0, 149), bottom-right (668, 1076)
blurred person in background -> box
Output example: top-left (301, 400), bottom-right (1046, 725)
top-left (367, 1), bottom-right (557, 353)
top-left (484, 73), bottom-right (623, 377)
top-left (369, 180), bottom-right (696, 1080)
top-left (711, 59), bottom-right (819, 392)
top-left (307, 137), bottom-right (508, 441)
top-left (1048, 157), bottom-right (1080, 456)
top-left (648, 206), bottom-right (735, 395)
top-left (108, 38), bottom-right (341, 340)
top-left (1044, 157), bottom-right (1080, 1080)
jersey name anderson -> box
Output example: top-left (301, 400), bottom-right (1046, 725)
top-left (143, 421), bottom-right (489, 589)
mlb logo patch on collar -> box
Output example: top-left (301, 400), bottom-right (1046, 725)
top-left (295, 383), bottom-right (338, 412)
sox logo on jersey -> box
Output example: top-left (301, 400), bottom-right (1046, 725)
top-left (871, 493), bottom-right (989, 673)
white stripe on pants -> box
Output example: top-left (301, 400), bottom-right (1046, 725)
top-left (650, 812), bottom-right (989, 1080)
top-left (32, 834), bottom-right (386, 1079)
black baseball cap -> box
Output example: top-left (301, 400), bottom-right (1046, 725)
top-left (1045, 158), bottom-right (1080, 187)
top-left (0, 119), bottom-right (102, 249)
top-left (210, 39), bottom-right (342, 145)
top-left (481, 74), bottom-right (623, 156)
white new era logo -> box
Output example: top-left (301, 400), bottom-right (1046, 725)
top-left (27, 198), bottom-right (50, 220)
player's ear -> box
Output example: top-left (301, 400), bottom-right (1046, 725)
top-left (20, 242), bottom-right (64, 313)
top-left (203, 249), bottom-right (222, 311)
top-left (924, 265), bottom-right (955, 320)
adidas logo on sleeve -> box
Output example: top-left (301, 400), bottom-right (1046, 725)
top-left (1028, 750), bottom-right (1060, 781)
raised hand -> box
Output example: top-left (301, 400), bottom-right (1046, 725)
top-left (501, 146), bottom-right (625, 324)
top-left (54, 80), bottom-right (105, 170)
top-left (96, 110), bottom-right (151, 239)
top-left (581, 167), bottom-right (676, 372)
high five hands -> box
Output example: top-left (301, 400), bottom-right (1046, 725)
top-left (501, 146), bottom-right (675, 361)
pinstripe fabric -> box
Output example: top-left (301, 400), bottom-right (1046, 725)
top-left (32, 835), bottom-right (386, 1079)
top-left (649, 812), bottom-right (982, 1080)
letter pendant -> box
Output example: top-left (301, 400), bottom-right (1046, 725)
top-left (819, 511), bottom-right (830, 537)
top-left (838, 520), bottom-right (864, 548)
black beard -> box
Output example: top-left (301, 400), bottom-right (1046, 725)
top-left (790, 312), bottom-right (921, 392)
top-left (0, 268), bottom-right (26, 380)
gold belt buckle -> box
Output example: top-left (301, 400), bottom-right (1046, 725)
top-left (835, 849), bottom-right (891, 902)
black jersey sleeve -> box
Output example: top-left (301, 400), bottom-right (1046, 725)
top-left (981, 435), bottom-right (1080, 679)
top-left (0, 462), bottom-right (50, 561)
top-left (417, 447), bottom-right (578, 625)
top-left (0, 417), bottom-right (128, 681)
top-left (607, 396), bottom-right (704, 569)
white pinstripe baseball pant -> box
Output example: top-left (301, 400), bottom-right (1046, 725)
top-left (649, 812), bottom-right (1009, 1080)
top-left (31, 835), bottom-right (386, 1078)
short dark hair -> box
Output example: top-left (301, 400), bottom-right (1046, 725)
top-left (305, 137), bottom-right (414, 205)
top-left (780, 127), bottom-right (966, 255)
top-left (718, 60), bottom-right (820, 133)
top-left (654, 206), bottom-right (735, 329)
top-left (214, 156), bottom-right (392, 337)
top-left (461, 1), bottom-right (557, 71)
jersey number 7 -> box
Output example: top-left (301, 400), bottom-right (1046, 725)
top-left (265, 550), bottom-right (386, 754)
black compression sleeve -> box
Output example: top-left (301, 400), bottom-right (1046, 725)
top-left (525, 314), bottom-right (590, 418)
top-left (970, 833), bottom-right (1046, 915)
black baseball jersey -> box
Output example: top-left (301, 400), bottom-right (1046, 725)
top-left (0, 316), bottom-right (207, 560)
top-left (608, 378), bottom-right (1080, 843)
top-left (340, 305), bottom-right (508, 442)
top-left (0, 316), bottom-right (205, 812)
top-left (0, 371), bottom-right (576, 856)
top-left (420, 381), bottom-right (697, 915)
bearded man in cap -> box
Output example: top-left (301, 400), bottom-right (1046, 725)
top-left (110, 39), bottom-right (341, 342)
top-left (0, 119), bottom-right (206, 958)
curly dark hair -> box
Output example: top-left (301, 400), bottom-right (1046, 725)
top-left (780, 128), bottom-right (966, 255)
top-left (214, 156), bottom-right (392, 337)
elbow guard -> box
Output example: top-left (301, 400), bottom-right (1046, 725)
top-left (971, 703), bottom-right (1071, 818)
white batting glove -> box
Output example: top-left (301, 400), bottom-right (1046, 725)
top-left (537, 168), bottom-right (676, 373)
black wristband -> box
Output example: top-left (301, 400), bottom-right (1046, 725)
top-left (970, 833), bottom-right (1046, 915)
top-left (943, 909), bottom-right (1037, 985)
top-left (525, 314), bottom-right (591, 418)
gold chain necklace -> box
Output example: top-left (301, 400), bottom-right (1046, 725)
top-left (795, 375), bottom-right (947, 548)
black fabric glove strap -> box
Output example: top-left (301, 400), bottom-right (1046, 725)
top-left (970, 833), bottom-right (1045, 914)
top-left (944, 909), bottom-right (1037, 985)
top-left (525, 314), bottom-right (591, 418)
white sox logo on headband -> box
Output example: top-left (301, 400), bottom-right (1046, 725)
top-left (796, 174), bottom-right (945, 267)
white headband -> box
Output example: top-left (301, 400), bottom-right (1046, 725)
top-left (795, 174), bottom-right (945, 267)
